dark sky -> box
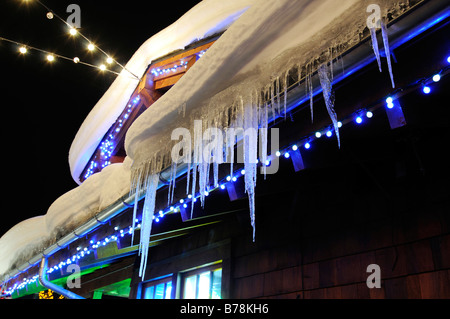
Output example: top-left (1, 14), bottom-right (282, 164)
top-left (0, 0), bottom-right (202, 237)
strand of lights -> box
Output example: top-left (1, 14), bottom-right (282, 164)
top-left (83, 96), bottom-right (141, 180)
top-left (11, 0), bottom-right (139, 79)
top-left (3, 53), bottom-right (449, 297)
top-left (34, 0), bottom-right (140, 79)
top-left (150, 61), bottom-right (189, 77)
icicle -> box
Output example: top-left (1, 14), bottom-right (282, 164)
top-left (370, 27), bottom-right (382, 72)
top-left (318, 64), bottom-right (340, 148)
top-left (138, 173), bottom-right (160, 279)
top-left (283, 70), bottom-right (289, 119)
top-left (167, 161), bottom-right (177, 205)
top-left (130, 170), bottom-right (142, 246)
top-left (185, 158), bottom-right (191, 195)
top-left (243, 103), bottom-right (258, 242)
top-left (270, 84), bottom-right (276, 122)
top-left (381, 20), bottom-right (395, 88)
top-left (305, 63), bottom-right (314, 123)
top-left (276, 76), bottom-right (281, 115)
top-left (189, 120), bottom-right (203, 217)
top-left (259, 100), bottom-right (268, 178)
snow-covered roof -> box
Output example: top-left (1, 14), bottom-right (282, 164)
top-left (1, 0), bottom-right (427, 284)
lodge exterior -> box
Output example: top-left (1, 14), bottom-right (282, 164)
top-left (1, 0), bottom-right (450, 299)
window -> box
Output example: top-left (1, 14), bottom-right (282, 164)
top-left (142, 276), bottom-right (172, 299)
top-left (182, 265), bottom-right (222, 299)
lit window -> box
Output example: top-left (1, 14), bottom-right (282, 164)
top-left (142, 277), bottom-right (172, 299)
top-left (182, 266), bottom-right (222, 299)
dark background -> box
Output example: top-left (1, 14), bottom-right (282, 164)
top-left (0, 0), bottom-right (201, 237)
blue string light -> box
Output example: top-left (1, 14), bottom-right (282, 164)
top-left (4, 53), bottom-right (448, 298)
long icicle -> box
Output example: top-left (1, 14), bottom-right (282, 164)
top-left (370, 27), bottom-right (382, 72)
top-left (138, 173), bottom-right (159, 279)
top-left (381, 20), bottom-right (395, 88)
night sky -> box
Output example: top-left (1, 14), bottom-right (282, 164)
top-left (0, 0), bottom-right (202, 237)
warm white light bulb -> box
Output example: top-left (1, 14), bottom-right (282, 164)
top-left (99, 64), bottom-right (106, 71)
top-left (88, 43), bottom-right (95, 51)
top-left (106, 57), bottom-right (113, 64)
top-left (73, 57), bottom-right (80, 63)
top-left (47, 54), bottom-right (55, 62)
top-left (19, 46), bottom-right (27, 54)
top-left (69, 28), bottom-right (77, 36)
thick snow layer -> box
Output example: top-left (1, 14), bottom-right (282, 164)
top-left (69, 0), bottom-right (257, 185)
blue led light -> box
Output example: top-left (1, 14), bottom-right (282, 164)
top-left (275, 151), bottom-right (281, 157)
top-left (284, 152), bottom-right (290, 159)
top-left (432, 74), bottom-right (441, 82)
top-left (292, 145), bottom-right (298, 151)
top-left (220, 184), bottom-right (226, 190)
top-left (366, 111), bottom-right (373, 118)
top-left (326, 130), bottom-right (332, 137)
top-left (355, 116), bottom-right (363, 124)
top-left (386, 97), bottom-right (393, 104)
top-left (423, 86), bottom-right (431, 94)
top-left (304, 142), bottom-right (311, 150)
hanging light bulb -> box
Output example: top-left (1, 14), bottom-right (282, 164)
top-left (106, 57), bottom-right (114, 64)
top-left (19, 46), bottom-right (27, 54)
top-left (46, 12), bottom-right (54, 19)
top-left (73, 57), bottom-right (80, 63)
top-left (87, 43), bottom-right (95, 51)
top-left (47, 54), bottom-right (55, 62)
top-left (69, 27), bottom-right (77, 36)
top-left (99, 64), bottom-right (106, 71)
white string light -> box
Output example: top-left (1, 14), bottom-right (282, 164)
top-left (0, 0), bottom-right (140, 80)
top-left (0, 35), bottom-right (125, 76)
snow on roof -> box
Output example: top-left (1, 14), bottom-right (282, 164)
top-left (0, 0), bottom-right (256, 281)
top-left (1, 0), bottom-right (411, 281)
top-left (69, 0), bottom-right (256, 185)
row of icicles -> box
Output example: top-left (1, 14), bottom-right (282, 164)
top-left (131, 20), bottom-right (394, 279)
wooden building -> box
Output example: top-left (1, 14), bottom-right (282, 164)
top-left (1, 0), bottom-right (450, 300)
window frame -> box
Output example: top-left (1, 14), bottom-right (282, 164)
top-left (180, 263), bottom-right (222, 299)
